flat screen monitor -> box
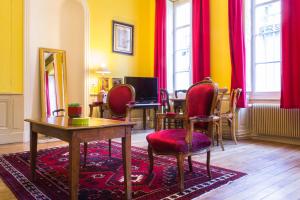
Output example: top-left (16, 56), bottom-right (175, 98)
top-left (124, 77), bottom-right (158, 103)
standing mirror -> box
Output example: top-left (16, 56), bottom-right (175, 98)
top-left (40, 48), bottom-right (68, 118)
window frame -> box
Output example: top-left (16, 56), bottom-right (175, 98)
top-left (248, 0), bottom-right (281, 101)
top-left (172, 0), bottom-right (192, 91)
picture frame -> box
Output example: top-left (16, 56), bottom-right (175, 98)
top-left (112, 77), bottom-right (123, 87)
top-left (112, 20), bottom-right (134, 55)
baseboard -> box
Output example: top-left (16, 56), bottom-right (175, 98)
top-left (251, 135), bottom-right (300, 146)
top-left (0, 131), bottom-right (23, 144)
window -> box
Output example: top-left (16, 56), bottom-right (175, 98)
top-left (245, 0), bottom-right (281, 98)
top-left (167, 0), bottom-right (192, 92)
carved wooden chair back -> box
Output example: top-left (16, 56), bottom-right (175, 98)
top-left (174, 89), bottom-right (187, 98)
top-left (106, 84), bottom-right (135, 118)
top-left (160, 89), bottom-right (171, 113)
top-left (184, 78), bottom-right (219, 132)
top-left (229, 88), bottom-right (242, 114)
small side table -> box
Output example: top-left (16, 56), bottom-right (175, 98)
top-left (89, 102), bottom-right (106, 117)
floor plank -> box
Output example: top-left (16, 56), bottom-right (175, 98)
top-left (0, 131), bottom-right (300, 200)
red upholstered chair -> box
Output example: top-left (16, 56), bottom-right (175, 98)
top-left (105, 84), bottom-right (135, 154)
top-left (160, 89), bottom-right (183, 129)
top-left (83, 84), bottom-right (135, 164)
top-left (218, 88), bottom-right (242, 145)
top-left (147, 78), bottom-right (219, 193)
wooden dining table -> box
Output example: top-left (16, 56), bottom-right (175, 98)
top-left (25, 117), bottom-right (135, 200)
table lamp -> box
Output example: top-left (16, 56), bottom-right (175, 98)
top-left (96, 65), bottom-right (111, 102)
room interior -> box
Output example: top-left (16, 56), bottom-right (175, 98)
top-left (0, 0), bottom-right (300, 199)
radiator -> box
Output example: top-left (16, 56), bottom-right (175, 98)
top-left (252, 104), bottom-right (300, 138)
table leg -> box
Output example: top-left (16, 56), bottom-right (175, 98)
top-left (154, 106), bottom-right (157, 130)
top-left (30, 125), bottom-right (37, 181)
top-left (89, 105), bottom-right (93, 117)
top-left (69, 135), bottom-right (80, 200)
top-left (143, 108), bottom-right (146, 130)
top-left (122, 128), bottom-right (132, 200)
top-left (100, 105), bottom-right (104, 118)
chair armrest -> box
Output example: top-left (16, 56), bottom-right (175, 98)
top-left (156, 113), bottom-right (185, 120)
top-left (125, 105), bottom-right (134, 122)
top-left (52, 109), bottom-right (65, 117)
top-left (189, 115), bottom-right (220, 123)
top-left (185, 115), bottom-right (219, 145)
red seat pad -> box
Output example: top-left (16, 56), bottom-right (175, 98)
top-left (110, 116), bottom-right (126, 121)
top-left (146, 129), bottom-right (211, 153)
top-left (166, 112), bottom-right (177, 117)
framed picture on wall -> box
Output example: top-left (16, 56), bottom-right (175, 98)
top-left (112, 78), bottom-right (123, 87)
top-left (112, 21), bottom-right (134, 55)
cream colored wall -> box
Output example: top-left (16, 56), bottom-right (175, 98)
top-left (0, 0), bottom-right (23, 93)
top-left (210, 0), bottom-right (232, 89)
top-left (24, 0), bottom-right (85, 141)
top-left (87, 0), bottom-right (155, 80)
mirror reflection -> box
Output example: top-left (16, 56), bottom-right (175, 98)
top-left (40, 48), bottom-right (67, 118)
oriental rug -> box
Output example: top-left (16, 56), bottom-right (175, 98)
top-left (0, 141), bottom-right (246, 200)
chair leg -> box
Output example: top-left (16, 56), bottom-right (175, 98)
top-left (231, 117), bottom-right (238, 145)
top-left (219, 119), bottom-right (225, 151)
top-left (207, 151), bottom-right (212, 179)
top-left (188, 156), bottom-right (193, 172)
top-left (83, 142), bottom-right (87, 167)
top-left (108, 139), bottom-right (112, 157)
top-left (148, 145), bottom-right (154, 175)
top-left (177, 154), bottom-right (185, 193)
top-left (211, 125), bottom-right (215, 146)
top-left (216, 123), bottom-right (219, 146)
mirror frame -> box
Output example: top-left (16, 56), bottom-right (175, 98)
top-left (39, 48), bottom-right (68, 118)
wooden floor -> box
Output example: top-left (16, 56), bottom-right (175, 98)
top-left (1, 131), bottom-right (300, 200)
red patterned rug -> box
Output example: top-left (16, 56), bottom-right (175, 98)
top-left (0, 141), bottom-right (246, 200)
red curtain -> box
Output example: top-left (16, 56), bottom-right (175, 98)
top-left (192, 0), bottom-right (210, 83)
top-left (154, 0), bottom-right (167, 100)
top-left (228, 0), bottom-right (247, 108)
top-left (280, 0), bottom-right (300, 109)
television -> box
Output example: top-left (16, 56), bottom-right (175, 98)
top-left (124, 77), bottom-right (158, 103)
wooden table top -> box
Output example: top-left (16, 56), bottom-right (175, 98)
top-left (170, 88), bottom-right (229, 102)
top-left (25, 117), bottom-right (136, 131)
top-left (170, 98), bottom-right (185, 102)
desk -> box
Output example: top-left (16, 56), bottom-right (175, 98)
top-left (89, 102), bottom-right (160, 130)
top-left (128, 103), bottom-right (161, 130)
top-left (25, 117), bottom-right (135, 200)
top-left (89, 102), bottom-right (106, 117)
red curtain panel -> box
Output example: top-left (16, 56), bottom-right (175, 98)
top-left (280, 0), bottom-right (300, 109)
top-left (154, 0), bottom-right (167, 100)
top-left (192, 0), bottom-right (210, 83)
top-left (228, 0), bottom-right (247, 108)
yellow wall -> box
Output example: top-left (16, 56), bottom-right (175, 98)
top-left (210, 0), bottom-right (232, 89)
top-left (87, 0), bottom-right (155, 80)
top-left (0, 0), bottom-right (229, 94)
top-left (0, 0), bottom-right (23, 93)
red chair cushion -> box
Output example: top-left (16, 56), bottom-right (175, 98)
top-left (187, 84), bottom-right (215, 129)
top-left (108, 86), bottom-right (133, 116)
top-left (110, 116), bottom-right (126, 121)
top-left (166, 112), bottom-right (176, 117)
top-left (146, 129), bottom-right (211, 153)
